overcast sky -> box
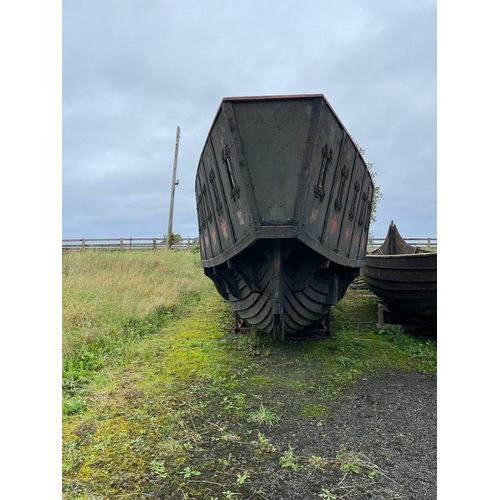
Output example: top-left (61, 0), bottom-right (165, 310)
top-left (63, 0), bottom-right (437, 240)
top-left (4, 3), bottom-right (500, 495)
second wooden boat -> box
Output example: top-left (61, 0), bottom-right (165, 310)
top-left (361, 221), bottom-right (437, 324)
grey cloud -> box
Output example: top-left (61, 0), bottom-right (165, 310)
top-left (63, 0), bottom-right (437, 241)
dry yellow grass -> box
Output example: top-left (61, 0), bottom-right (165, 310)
top-left (62, 249), bottom-right (211, 359)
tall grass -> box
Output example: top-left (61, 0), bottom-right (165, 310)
top-left (62, 249), bottom-right (211, 403)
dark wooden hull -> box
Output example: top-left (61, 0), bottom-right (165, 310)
top-left (361, 222), bottom-right (437, 324)
top-left (195, 95), bottom-right (374, 338)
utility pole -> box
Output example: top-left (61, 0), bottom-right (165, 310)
top-left (167, 125), bottom-right (181, 249)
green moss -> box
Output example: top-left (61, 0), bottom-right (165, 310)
top-left (248, 375), bottom-right (270, 387)
top-left (300, 404), bottom-right (330, 418)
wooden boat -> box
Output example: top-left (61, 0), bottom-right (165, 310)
top-left (361, 221), bottom-right (437, 324)
top-left (195, 94), bottom-right (375, 339)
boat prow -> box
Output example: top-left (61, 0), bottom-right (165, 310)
top-left (195, 94), bottom-right (375, 338)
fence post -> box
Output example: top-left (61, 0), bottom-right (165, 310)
top-left (82, 238), bottom-right (85, 249)
top-left (120, 238), bottom-right (123, 250)
top-left (153, 238), bottom-right (157, 250)
top-left (427, 237), bottom-right (431, 248)
top-left (187, 237), bottom-right (191, 248)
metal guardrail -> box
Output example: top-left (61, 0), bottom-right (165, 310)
top-left (367, 237), bottom-right (437, 250)
top-left (62, 237), bottom-right (200, 251)
top-left (62, 236), bottom-right (436, 251)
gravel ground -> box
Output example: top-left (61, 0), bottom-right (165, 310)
top-left (241, 369), bottom-right (437, 500)
top-left (324, 370), bottom-right (437, 500)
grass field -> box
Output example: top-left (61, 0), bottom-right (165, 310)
top-left (62, 249), bottom-right (437, 500)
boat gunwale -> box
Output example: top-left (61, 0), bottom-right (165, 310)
top-left (221, 94), bottom-right (351, 143)
top-left (365, 252), bottom-right (437, 260)
top-left (200, 225), bottom-right (366, 269)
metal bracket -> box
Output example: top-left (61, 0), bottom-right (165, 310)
top-left (349, 181), bottom-right (360, 220)
top-left (357, 192), bottom-right (371, 231)
top-left (209, 169), bottom-right (223, 215)
top-left (202, 184), bottom-right (212, 223)
top-left (334, 165), bottom-right (350, 211)
top-left (222, 144), bottom-right (240, 201)
top-left (364, 200), bottom-right (372, 231)
top-left (358, 191), bottom-right (367, 227)
top-left (314, 143), bottom-right (333, 201)
top-left (197, 194), bottom-right (206, 229)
